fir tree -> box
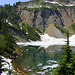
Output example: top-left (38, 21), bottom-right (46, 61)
top-left (53, 30), bottom-right (75, 75)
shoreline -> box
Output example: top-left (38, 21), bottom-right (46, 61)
top-left (0, 56), bottom-right (28, 75)
top-left (12, 60), bottom-right (29, 75)
top-left (16, 34), bottom-right (75, 48)
top-left (0, 56), bottom-right (14, 75)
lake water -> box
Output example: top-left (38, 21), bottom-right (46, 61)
top-left (13, 45), bottom-right (75, 75)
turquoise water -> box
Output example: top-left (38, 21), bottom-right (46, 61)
top-left (14, 45), bottom-right (75, 75)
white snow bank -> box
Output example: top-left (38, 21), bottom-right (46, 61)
top-left (47, 60), bottom-right (57, 63)
top-left (69, 35), bottom-right (75, 47)
top-left (17, 34), bottom-right (67, 48)
top-left (6, 19), bottom-right (13, 26)
top-left (45, 1), bottom-right (62, 6)
top-left (65, 4), bottom-right (75, 6)
top-left (37, 63), bottom-right (43, 66)
top-left (45, 1), bottom-right (59, 4)
top-left (44, 1), bottom-right (75, 6)
top-left (0, 56), bottom-right (14, 75)
top-left (17, 34), bottom-right (75, 48)
top-left (69, 35), bottom-right (75, 41)
top-left (40, 34), bottom-right (66, 42)
top-left (36, 69), bottom-right (49, 75)
top-left (36, 71), bottom-right (46, 75)
top-left (20, 27), bottom-right (22, 29)
top-left (42, 64), bottom-right (59, 70)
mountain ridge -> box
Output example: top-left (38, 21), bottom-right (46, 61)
top-left (16, 4), bottom-right (75, 37)
top-left (0, 0), bottom-right (75, 40)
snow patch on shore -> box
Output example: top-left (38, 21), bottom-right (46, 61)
top-left (17, 34), bottom-right (75, 48)
top-left (0, 56), bottom-right (14, 75)
top-left (6, 19), bottom-right (13, 26)
top-left (17, 34), bottom-right (67, 48)
top-left (36, 63), bottom-right (58, 75)
top-left (69, 35), bottom-right (75, 47)
top-left (42, 64), bottom-right (59, 70)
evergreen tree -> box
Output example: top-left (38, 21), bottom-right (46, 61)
top-left (0, 19), bottom-right (15, 55)
top-left (53, 30), bottom-right (75, 75)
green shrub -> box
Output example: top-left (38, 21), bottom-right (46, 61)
top-left (0, 35), bottom-right (15, 55)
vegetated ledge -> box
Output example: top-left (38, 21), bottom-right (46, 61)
top-left (12, 62), bottom-right (29, 75)
top-left (23, 6), bottom-right (75, 12)
top-left (19, 0), bottom-right (75, 12)
top-left (22, 6), bottom-right (58, 11)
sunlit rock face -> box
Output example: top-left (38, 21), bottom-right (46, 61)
top-left (17, 4), bottom-right (75, 36)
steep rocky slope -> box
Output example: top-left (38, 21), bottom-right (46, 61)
top-left (1, 1), bottom-right (75, 39)
top-left (20, 7), bottom-right (75, 29)
top-left (45, 24), bottom-right (66, 38)
top-left (17, 3), bottom-right (75, 37)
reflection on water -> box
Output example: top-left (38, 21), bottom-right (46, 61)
top-left (14, 45), bottom-right (75, 75)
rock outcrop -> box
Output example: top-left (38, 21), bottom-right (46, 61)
top-left (18, 7), bottom-right (75, 28)
top-left (16, 2), bottom-right (75, 37)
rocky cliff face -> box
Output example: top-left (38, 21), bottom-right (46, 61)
top-left (16, 2), bottom-right (75, 38)
top-left (18, 7), bottom-right (75, 29)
